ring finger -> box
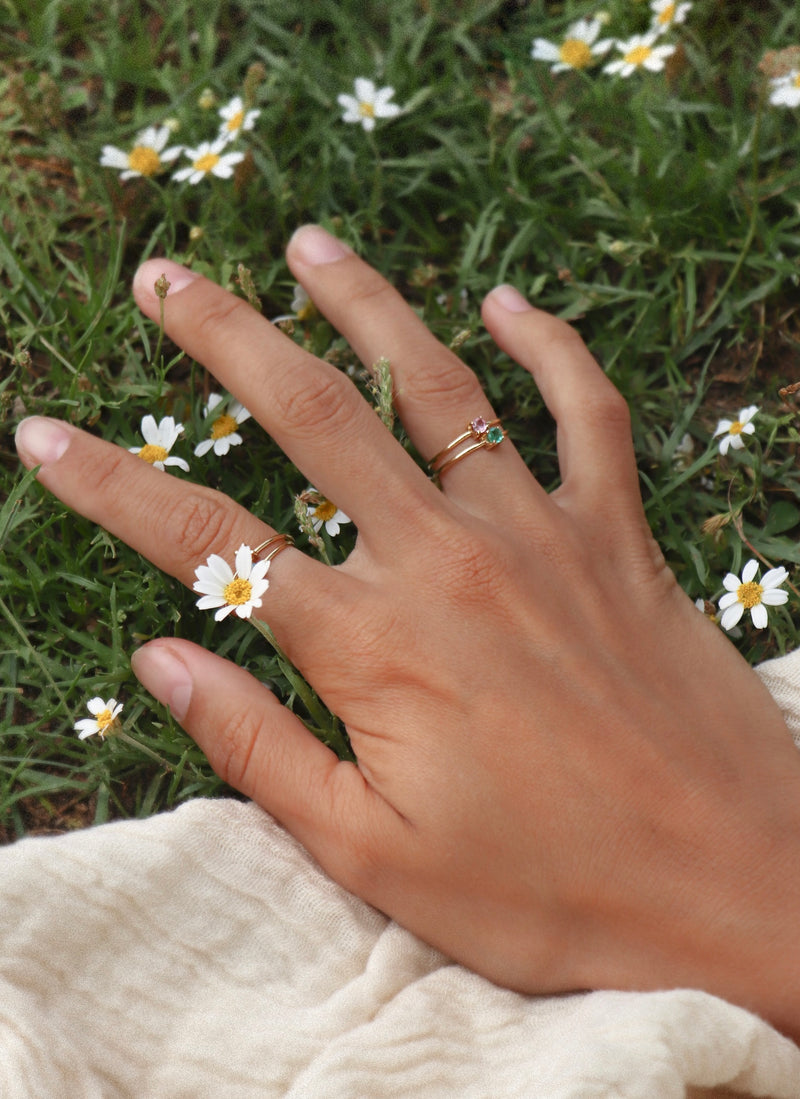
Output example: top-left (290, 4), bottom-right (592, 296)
top-left (285, 226), bottom-right (537, 508)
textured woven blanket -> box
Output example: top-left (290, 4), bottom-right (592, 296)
top-left (3, 650), bottom-right (800, 1098)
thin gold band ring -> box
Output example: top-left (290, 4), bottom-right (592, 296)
top-left (251, 533), bottom-right (295, 562)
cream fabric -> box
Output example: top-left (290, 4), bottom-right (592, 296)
top-left (1, 652), bottom-right (800, 1098)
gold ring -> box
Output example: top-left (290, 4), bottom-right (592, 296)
top-left (428, 416), bottom-right (507, 478)
top-left (251, 533), bottom-right (295, 562)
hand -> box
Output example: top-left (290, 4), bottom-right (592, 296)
top-left (15, 225), bottom-right (800, 1039)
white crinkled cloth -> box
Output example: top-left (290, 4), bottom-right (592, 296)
top-left (3, 654), bottom-right (800, 1098)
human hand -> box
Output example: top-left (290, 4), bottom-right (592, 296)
top-left (15, 225), bottom-right (800, 1039)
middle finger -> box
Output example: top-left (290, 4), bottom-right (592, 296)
top-left (132, 256), bottom-right (438, 547)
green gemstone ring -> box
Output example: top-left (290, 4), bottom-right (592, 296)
top-left (428, 416), bottom-right (507, 479)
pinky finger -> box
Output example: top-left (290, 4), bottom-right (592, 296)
top-left (481, 285), bottom-right (641, 515)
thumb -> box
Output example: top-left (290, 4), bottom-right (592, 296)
top-left (130, 639), bottom-right (370, 853)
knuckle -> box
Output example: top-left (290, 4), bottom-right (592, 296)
top-left (407, 355), bottom-right (484, 414)
top-left (578, 382), bottom-right (631, 436)
top-left (595, 384), bottom-right (631, 428)
top-left (169, 487), bottom-right (245, 570)
top-left (212, 710), bottom-right (262, 792)
top-left (273, 367), bottom-right (355, 439)
top-left (346, 277), bottom-right (397, 312)
top-left (538, 314), bottom-right (587, 356)
top-left (189, 291), bottom-right (254, 349)
top-left (86, 445), bottom-right (133, 504)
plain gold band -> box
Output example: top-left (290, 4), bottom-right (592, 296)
top-left (251, 533), bottom-right (295, 562)
top-left (432, 436), bottom-right (505, 477)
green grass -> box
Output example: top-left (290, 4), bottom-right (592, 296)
top-left (3, 0), bottom-right (800, 838)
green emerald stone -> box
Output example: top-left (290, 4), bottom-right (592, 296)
top-left (486, 426), bottom-right (504, 445)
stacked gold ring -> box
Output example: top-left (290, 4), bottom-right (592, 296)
top-left (428, 416), bottom-right (507, 478)
top-left (251, 533), bottom-right (295, 563)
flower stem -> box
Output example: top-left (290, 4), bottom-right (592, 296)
top-left (116, 730), bottom-right (174, 770)
top-left (151, 273), bottom-right (170, 367)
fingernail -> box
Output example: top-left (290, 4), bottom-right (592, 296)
top-left (289, 224), bottom-right (353, 265)
top-left (489, 284), bottom-right (532, 313)
top-left (133, 258), bottom-right (201, 304)
top-left (15, 417), bottom-right (71, 468)
top-left (131, 644), bottom-right (193, 721)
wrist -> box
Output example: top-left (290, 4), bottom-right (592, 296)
top-left (576, 776), bottom-right (800, 1042)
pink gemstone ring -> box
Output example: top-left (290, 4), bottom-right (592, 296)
top-left (428, 416), bottom-right (507, 479)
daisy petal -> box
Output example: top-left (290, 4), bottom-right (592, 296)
top-left (140, 415), bottom-right (159, 444)
top-left (235, 543), bottom-right (253, 578)
top-left (742, 559), bottom-right (759, 583)
top-left (720, 602), bottom-right (745, 631)
top-left (762, 567), bottom-right (789, 589)
top-left (214, 603), bottom-right (238, 621)
top-left (196, 594), bottom-right (228, 609)
top-left (750, 603), bottom-right (768, 629)
top-left (761, 589), bottom-right (789, 606)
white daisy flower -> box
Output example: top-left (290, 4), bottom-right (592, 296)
top-left (129, 415), bottom-right (190, 472)
top-left (193, 543), bottom-right (270, 621)
top-left (718, 559), bottom-right (789, 632)
top-left (604, 33), bottom-right (676, 77)
top-left (172, 138), bottom-right (245, 184)
top-left (194, 393), bottom-right (252, 457)
top-left (713, 405), bottom-right (759, 456)
top-left (531, 18), bottom-right (613, 73)
top-left (99, 125), bottom-right (183, 180)
top-left (303, 490), bottom-right (351, 537)
top-left (74, 697), bottom-right (123, 741)
top-left (650, 0), bottom-right (692, 33)
top-left (272, 284), bottom-right (315, 324)
top-left (769, 70), bottom-right (800, 108)
top-left (337, 78), bottom-right (402, 132)
top-left (217, 95), bottom-right (261, 142)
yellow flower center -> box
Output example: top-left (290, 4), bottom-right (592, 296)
top-left (128, 146), bottom-right (162, 177)
top-left (657, 3), bottom-right (676, 23)
top-left (358, 101), bottom-right (375, 118)
top-left (314, 500), bottom-right (338, 522)
top-left (560, 38), bottom-right (593, 69)
top-left (194, 152), bottom-right (221, 173)
top-left (138, 444), bottom-right (169, 464)
top-left (211, 413), bottom-right (239, 439)
top-left (737, 581), bottom-right (763, 609)
top-left (624, 45), bottom-right (652, 67)
top-left (226, 110), bottom-right (244, 132)
top-left (728, 421), bottom-right (744, 435)
top-left (223, 577), bottom-right (253, 606)
top-left (96, 708), bottom-right (114, 731)
top-left (794, 73), bottom-right (800, 89)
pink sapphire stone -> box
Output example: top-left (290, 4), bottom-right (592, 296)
top-left (471, 416), bottom-right (488, 435)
